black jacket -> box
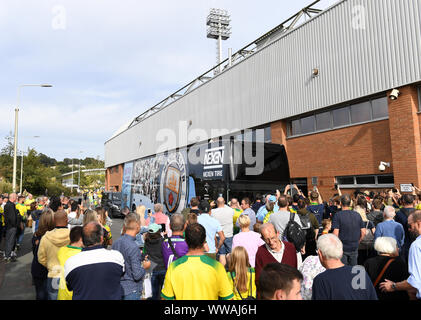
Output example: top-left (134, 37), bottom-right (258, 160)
top-left (4, 201), bottom-right (19, 229)
top-left (144, 236), bottom-right (165, 271)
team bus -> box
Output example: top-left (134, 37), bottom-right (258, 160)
top-left (120, 138), bottom-right (294, 214)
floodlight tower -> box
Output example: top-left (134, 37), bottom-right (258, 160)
top-left (207, 8), bottom-right (231, 74)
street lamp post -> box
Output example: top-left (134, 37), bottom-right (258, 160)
top-left (20, 151), bottom-right (24, 194)
top-left (13, 84), bottom-right (52, 192)
top-left (78, 151), bottom-right (83, 192)
top-left (19, 135), bottom-right (40, 194)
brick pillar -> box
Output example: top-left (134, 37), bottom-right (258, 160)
top-left (271, 120), bottom-right (288, 151)
top-left (388, 85), bottom-right (421, 188)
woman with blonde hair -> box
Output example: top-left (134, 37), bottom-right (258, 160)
top-left (134, 205), bottom-right (149, 249)
top-left (31, 209), bottom-right (55, 300)
top-left (227, 246), bottom-right (256, 300)
top-left (82, 209), bottom-right (97, 225)
top-left (232, 214), bottom-right (264, 268)
top-left (136, 205), bottom-right (147, 226)
top-left (95, 207), bottom-right (113, 246)
top-left (355, 195), bottom-right (376, 264)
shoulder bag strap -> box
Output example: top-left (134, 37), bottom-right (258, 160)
top-left (165, 235), bottom-right (180, 259)
top-left (231, 271), bottom-right (244, 300)
top-left (249, 270), bottom-right (253, 296)
top-left (373, 258), bottom-right (395, 287)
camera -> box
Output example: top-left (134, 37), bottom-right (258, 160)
top-left (379, 161), bottom-right (390, 172)
top-left (389, 89), bottom-right (400, 100)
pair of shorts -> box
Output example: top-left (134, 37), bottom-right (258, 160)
top-left (217, 236), bottom-right (233, 255)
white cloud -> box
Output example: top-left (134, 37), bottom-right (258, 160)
top-left (0, 0), bottom-right (340, 161)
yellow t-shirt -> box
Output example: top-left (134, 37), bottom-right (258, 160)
top-left (57, 245), bottom-right (82, 300)
top-left (227, 268), bottom-right (256, 300)
top-left (416, 203), bottom-right (421, 210)
top-left (24, 199), bottom-right (35, 210)
top-left (161, 255), bottom-right (234, 300)
top-left (233, 208), bottom-right (243, 225)
top-left (0, 206), bottom-right (4, 227)
top-left (16, 203), bottom-right (27, 218)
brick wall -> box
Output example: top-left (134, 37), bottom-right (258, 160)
top-left (388, 85), bottom-right (421, 188)
top-left (105, 164), bottom-right (123, 191)
top-left (271, 84), bottom-right (421, 200)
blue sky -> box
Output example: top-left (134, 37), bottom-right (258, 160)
top-left (0, 0), bottom-right (338, 161)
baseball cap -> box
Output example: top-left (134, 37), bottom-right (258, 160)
top-left (148, 223), bottom-right (162, 233)
top-left (269, 195), bottom-right (277, 202)
top-left (199, 200), bottom-right (211, 213)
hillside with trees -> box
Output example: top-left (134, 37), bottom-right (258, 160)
top-left (0, 132), bottom-right (105, 195)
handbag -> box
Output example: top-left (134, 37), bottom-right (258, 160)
top-left (141, 272), bottom-right (152, 300)
top-left (231, 270), bottom-right (255, 300)
top-left (359, 221), bottom-right (374, 250)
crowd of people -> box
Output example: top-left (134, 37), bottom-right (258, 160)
top-left (0, 184), bottom-right (420, 300)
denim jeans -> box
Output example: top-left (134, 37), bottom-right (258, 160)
top-left (47, 277), bottom-right (59, 301)
top-left (123, 290), bottom-right (141, 300)
top-left (33, 278), bottom-right (48, 300)
top-left (217, 236), bottom-right (233, 255)
top-left (341, 249), bottom-right (358, 266)
top-left (17, 228), bottom-right (25, 245)
top-left (151, 270), bottom-right (166, 300)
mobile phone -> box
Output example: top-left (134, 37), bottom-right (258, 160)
top-left (313, 186), bottom-right (317, 191)
top-left (334, 183), bottom-right (338, 190)
top-left (147, 208), bottom-right (151, 214)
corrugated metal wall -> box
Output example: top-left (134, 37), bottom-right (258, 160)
top-left (105, 0), bottom-right (421, 168)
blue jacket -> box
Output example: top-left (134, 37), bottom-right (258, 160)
top-left (112, 234), bottom-right (146, 296)
top-left (374, 220), bottom-right (405, 249)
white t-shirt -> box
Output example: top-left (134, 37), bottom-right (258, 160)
top-left (67, 211), bottom-right (78, 229)
top-left (211, 206), bottom-right (235, 238)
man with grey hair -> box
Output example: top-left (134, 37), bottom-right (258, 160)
top-left (255, 223), bottom-right (298, 281)
top-left (112, 213), bottom-right (150, 300)
top-left (4, 193), bottom-right (19, 262)
top-left (162, 213), bottom-right (188, 268)
top-left (312, 234), bottom-right (377, 300)
top-left (65, 222), bottom-right (125, 300)
top-left (374, 206), bottom-right (405, 251)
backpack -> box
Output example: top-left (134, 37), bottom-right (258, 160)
top-left (298, 212), bottom-right (316, 240)
top-left (307, 204), bottom-right (324, 225)
top-left (284, 212), bottom-right (307, 252)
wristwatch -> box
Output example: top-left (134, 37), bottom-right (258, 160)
top-left (391, 282), bottom-right (397, 291)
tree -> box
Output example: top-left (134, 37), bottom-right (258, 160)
top-left (1, 131), bottom-right (14, 157)
top-left (39, 153), bottom-right (57, 167)
top-left (0, 132), bottom-right (14, 182)
top-left (20, 149), bottom-right (49, 195)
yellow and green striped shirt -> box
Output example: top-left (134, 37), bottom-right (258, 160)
top-left (161, 255), bottom-right (234, 300)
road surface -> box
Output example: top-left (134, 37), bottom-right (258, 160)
top-left (0, 216), bottom-right (124, 300)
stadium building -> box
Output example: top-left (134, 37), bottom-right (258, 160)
top-left (105, 0), bottom-right (421, 213)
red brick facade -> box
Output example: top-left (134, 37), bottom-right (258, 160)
top-left (271, 84), bottom-right (421, 199)
top-left (105, 164), bottom-right (123, 192)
